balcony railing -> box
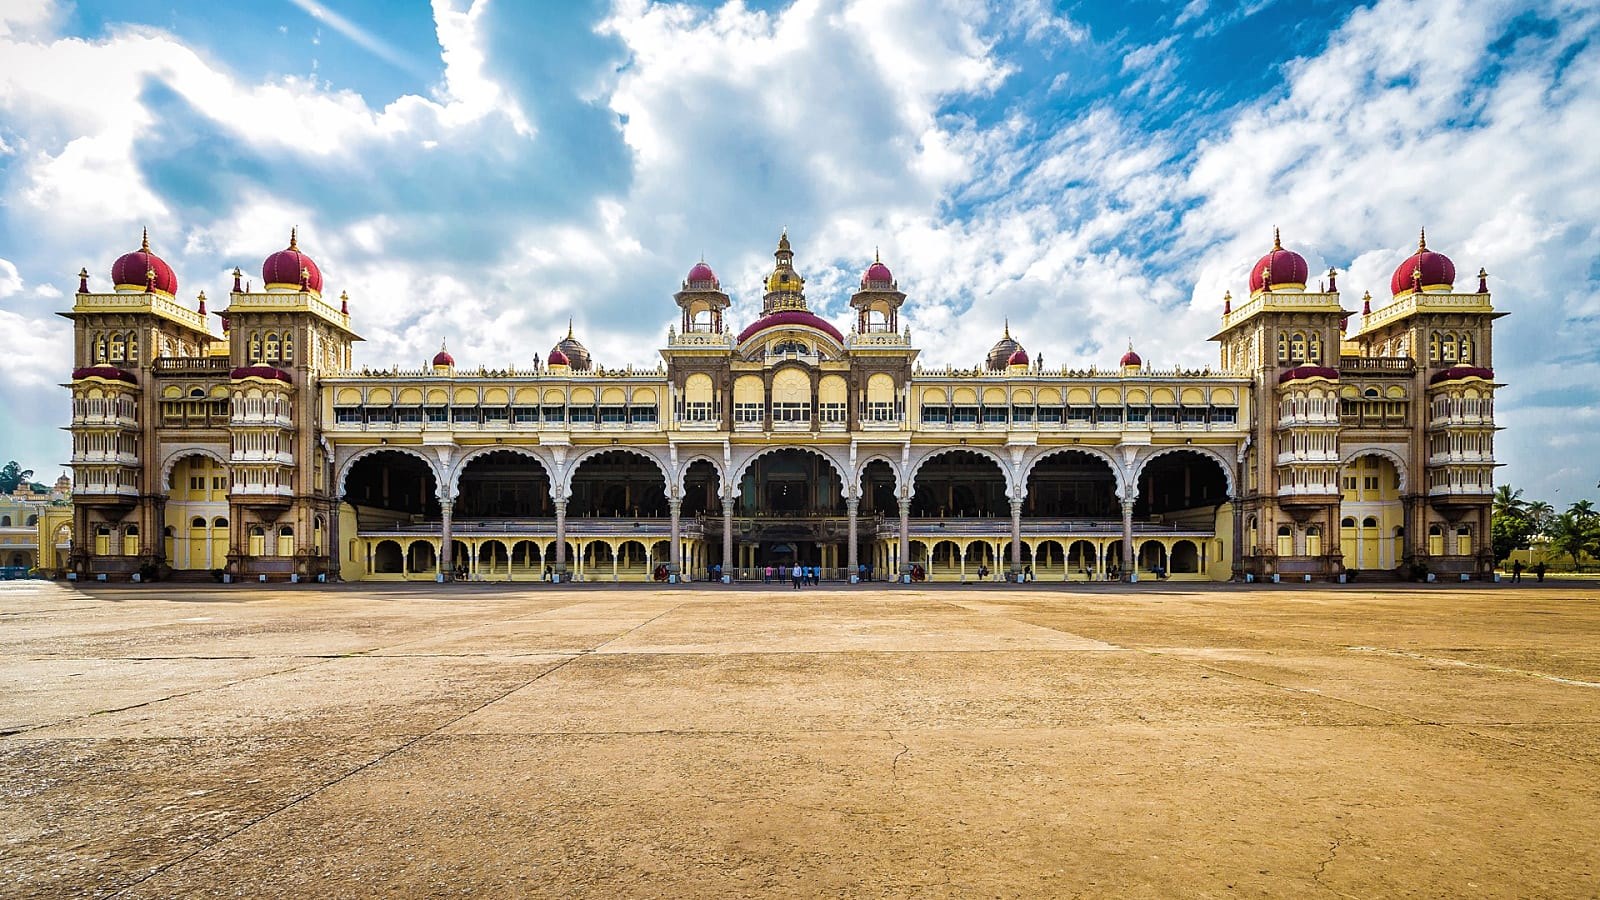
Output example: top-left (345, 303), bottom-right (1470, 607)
top-left (153, 357), bottom-right (232, 374)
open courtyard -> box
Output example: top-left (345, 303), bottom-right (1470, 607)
top-left (2, 579), bottom-right (1597, 898)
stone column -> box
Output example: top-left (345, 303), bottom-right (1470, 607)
top-left (898, 497), bottom-right (911, 581)
top-left (722, 493), bottom-right (733, 583)
top-left (439, 499), bottom-right (454, 580)
top-left (1009, 497), bottom-right (1023, 577)
top-left (846, 496), bottom-right (859, 580)
top-left (669, 497), bottom-right (682, 575)
top-left (554, 497), bottom-right (567, 575)
top-left (1121, 496), bottom-right (1135, 581)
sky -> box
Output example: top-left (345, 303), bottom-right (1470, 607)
top-left (0, 0), bottom-right (1596, 504)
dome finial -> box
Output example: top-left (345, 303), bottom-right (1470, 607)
top-left (289, 226), bottom-right (299, 251)
top-left (1003, 317), bottom-right (1010, 339)
top-left (1418, 227), bottom-right (1427, 251)
top-left (1272, 226), bottom-right (1281, 250)
top-left (440, 338), bottom-right (448, 352)
top-left (875, 245), bottom-right (881, 263)
top-left (140, 227), bottom-right (150, 253)
top-left (567, 318), bottom-right (574, 340)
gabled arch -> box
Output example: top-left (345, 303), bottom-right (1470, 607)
top-left (562, 446), bottom-right (672, 498)
top-left (448, 445), bottom-right (553, 500)
top-left (732, 445), bottom-right (850, 497)
top-left (158, 447), bottom-right (230, 494)
top-left (1340, 446), bottom-right (1409, 493)
top-left (1133, 446), bottom-right (1235, 499)
top-left (1021, 446), bottom-right (1126, 499)
top-left (336, 446), bottom-right (443, 497)
top-left (907, 446), bottom-right (1016, 499)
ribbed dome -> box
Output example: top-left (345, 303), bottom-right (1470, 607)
top-left (1120, 347), bottom-right (1143, 368)
top-left (1391, 229), bottom-right (1456, 296)
top-left (111, 229), bottom-right (177, 296)
top-left (986, 322), bottom-right (1023, 371)
top-left (685, 261), bottom-right (718, 289)
top-left (262, 228), bottom-right (323, 294)
top-left (551, 322), bottom-right (591, 371)
top-left (1248, 228), bottom-right (1309, 294)
top-left (432, 341), bottom-right (454, 368)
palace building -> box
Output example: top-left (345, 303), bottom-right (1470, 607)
top-left (58, 227), bottom-right (1502, 583)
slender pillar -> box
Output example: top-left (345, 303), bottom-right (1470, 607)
top-left (846, 496), bottom-right (859, 580)
top-left (669, 498), bottom-right (682, 575)
top-left (1009, 497), bottom-right (1023, 577)
top-left (554, 497), bottom-right (567, 575)
top-left (898, 497), bottom-right (911, 581)
top-left (439, 499), bottom-right (454, 580)
top-left (1121, 496), bottom-right (1135, 581)
top-left (721, 493), bottom-right (733, 582)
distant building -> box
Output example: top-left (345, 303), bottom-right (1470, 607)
top-left (58, 227), bottom-right (1502, 582)
top-left (1, 474), bottom-right (71, 573)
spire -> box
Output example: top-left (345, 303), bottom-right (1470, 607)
top-left (1327, 266), bottom-right (1338, 292)
top-left (77, 267), bottom-right (89, 294)
top-left (567, 318), bottom-right (574, 340)
top-left (1418, 227), bottom-right (1427, 252)
top-left (140, 227), bottom-right (150, 253)
top-left (1477, 267), bottom-right (1489, 294)
top-left (875, 245), bottom-right (881, 263)
top-left (340, 290), bottom-right (349, 314)
top-left (1003, 317), bottom-right (1010, 340)
top-left (440, 338), bottom-right (448, 352)
top-left (1362, 290), bottom-right (1372, 315)
top-left (289, 226), bottom-right (299, 251)
top-left (232, 266), bottom-right (243, 293)
top-left (197, 290), bottom-right (207, 316)
top-left (1223, 289), bottom-right (1232, 314)
top-left (1272, 226), bottom-right (1282, 250)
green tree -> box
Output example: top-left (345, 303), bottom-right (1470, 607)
top-left (0, 461), bottom-right (34, 494)
top-left (1526, 500), bottom-right (1555, 537)
top-left (1491, 513), bottom-right (1533, 564)
top-left (1569, 499), bottom-right (1597, 521)
top-left (1493, 485), bottom-right (1528, 521)
top-left (1549, 512), bottom-right (1600, 571)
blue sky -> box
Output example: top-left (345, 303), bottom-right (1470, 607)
top-left (1, 0), bottom-right (1597, 504)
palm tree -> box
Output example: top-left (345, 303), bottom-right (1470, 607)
top-left (1550, 512), bottom-right (1600, 571)
top-left (1493, 485), bottom-right (1528, 521)
top-left (1526, 500), bottom-right (1555, 537)
top-left (1569, 499), bottom-right (1597, 522)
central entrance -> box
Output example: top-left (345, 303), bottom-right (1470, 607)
top-left (732, 448), bottom-right (846, 570)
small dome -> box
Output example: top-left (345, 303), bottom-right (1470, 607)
top-left (985, 322), bottom-right (1023, 371)
top-left (71, 365), bottom-right (137, 384)
top-left (861, 251), bottom-right (894, 289)
top-left (432, 341), bottom-right (454, 368)
top-left (1248, 229), bottom-right (1309, 294)
top-left (547, 347), bottom-right (570, 367)
top-left (736, 310), bottom-right (844, 344)
top-left (111, 229), bottom-right (178, 296)
top-left (1007, 348), bottom-right (1029, 367)
top-left (262, 228), bottom-right (323, 294)
top-left (1391, 229), bottom-right (1456, 296)
top-left (1120, 347), bottom-right (1143, 368)
top-left (685, 261), bottom-right (718, 288)
top-left (550, 321), bottom-right (591, 371)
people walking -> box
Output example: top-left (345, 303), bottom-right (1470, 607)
top-left (1534, 561), bottom-right (1546, 582)
top-left (1511, 560), bottom-right (1523, 582)
top-left (792, 565), bottom-right (803, 590)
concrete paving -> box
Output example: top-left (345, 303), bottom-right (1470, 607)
top-left (2, 579), bottom-right (1597, 898)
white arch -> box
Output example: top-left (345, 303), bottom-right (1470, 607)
top-left (158, 447), bottom-right (230, 494)
top-left (1340, 446), bottom-right (1410, 493)
top-left (906, 446), bottom-right (1016, 500)
top-left (1132, 445), bottom-right (1236, 499)
top-left (675, 453), bottom-right (726, 497)
top-left (731, 445), bottom-right (851, 499)
top-left (335, 446), bottom-right (443, 498)
top-left (855, 453), bottom-right (902, 498)
top-left (1021, 445), bottom-right (1126, 500)
top-left (448, 445), bottom-right (553, 500)
top-left (562, 446), bottom-right (672, 498)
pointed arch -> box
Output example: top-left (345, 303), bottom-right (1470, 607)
top-left (562, 445), bottom-right (672, 498)
top-left (907, 446), bottom-right (1016, 499)
top-left (448, 444), bottom-right (554, 500)
top-left (1133, 445), bottom-right (1236, 499)
top-left (158, 447), bottom-right (230, 494)
top-left (1339, 446), bottom-right (1409, 493)
top-left (732, 445), bottom-right (850, 497)
top-left (336, 446), bottom-right (443, 497)
top-left (855, 452), bottom-right (902, 498)
top-left (674, 453), bottom-right (726, 497)
top-left (1021, 445), bottom-right (1126, 500)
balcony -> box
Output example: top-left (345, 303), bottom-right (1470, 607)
top-left (153, 357), bottom-right (232, 374)
top-left (1338, 356), bottom-right (1415, 375)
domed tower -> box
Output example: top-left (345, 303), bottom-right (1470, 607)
top-left (849, 249), bottom-right (906, 334)
top-left (432, 340), bottom-right (455, 373)
top-left (551, 320), bottom-right (592, 371)
top-left (986, 321), bottom-right (1025, 371)
top-left (762, 229), bottom-right (807, 314)
top-left (673, 259), bottom-right (730, 334)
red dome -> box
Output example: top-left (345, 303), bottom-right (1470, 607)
top-left (433, 349), bottom-right (454, 367)
top-left (1120, 348), bottom-right (1142, 368)
top-left (736, 310), bottom-right (845, 343)
top-left (262, 228), bottom-right (323, 293)
top-left (111, 229), bottom-right (177, 296)
top-left (1007, 348), bottom-right (1029, 367)
top-left (548, 348), bottom-right (570, 367)
top-left (1391, 230), bottom-right (1455, 296)
top-left (1248, 230), bottom-right (1309, 294)
top-left (685, 262), bottom-right (718, 287)
top-left (71, 365), bottom-right (137, 384)
top-left (861, 260), bottom-right (894, 288)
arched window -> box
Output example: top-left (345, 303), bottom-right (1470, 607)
top-left (248, 525), bottom-right (266, 557)
top-left (1305, 525), bottom-right (1323, 556)
top-left (1308, 333), bottom-right (1322, 363)
top-left (26, 514), bottom-right (38, 526)
top-left (0, 516), bottom-right (9, 526)
top-left (277, 525), bottom-right (295, 557)
top-left (1459, 333), bottom-right (1473, 363)
top-left (282, 332), bottom-right (294, 363)
top-left (249, 333), bottom-right (262, 362)
top-left (94, 334), bottom-right (108, 362)
top-left (126, 332), bottom-right (139, 363)
top-left (1276, 525), bottom-right (1293, 557)
top-left (1428, 524), bottom-right (1445, 556)
top-left (109, 333), bottom-right (126, 362)
top-left (1429, 332), bottom-right (1441, 362)
top-left (1277, 333), bottom-right (1289, 363)
top-left (1455, 525), bottom-right (1472, 556)
top-left (1441, 332), bottom-right (1458, 363)
top-left (264, 333), bottom-right (280, 361)
top-left (1290, 332), bottom-right (1307, 362)
top-left (213, 516), bottom-right (229, 528)
top-left (191, 516), bottom-right (207, 528)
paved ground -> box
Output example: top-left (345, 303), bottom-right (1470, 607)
top-left (1, 579), bottom-right (1597, 898)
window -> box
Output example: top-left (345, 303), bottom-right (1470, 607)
top-left (599, 405), bottom-right (626, 423)
top-left (569, 406), bottom-right (595, 424)
top-left (109, 333), bottom-right (126, 362)
top-left (452, 406), bottom-right (480, 424)
top-left (982, 406), bottom-right (1007, 424)
top-left (628, 405), bottom-right (658, 424)
top-left (398, 406), bottom-right (423, 424)
top-left (335, 407), bottom-right (361, 424)
top-left (922, 407), bottom-right (949, 424)
top-left (819, 403), bottom-right (846, 423)
top-left (249, 333), bottom-right (262, 362)
top-left (282, 333), bottom-right (294, 363)
top-left (1126, 407), bottom-right (1149, 423)
top-left (427, 406), bottom-right (449, 423)
top-left (1277, 333), bottom-right (1289, 363)
top-left (265, 333), bottom-right (280, 361)
top-left (539, 405), bottom-right (565, 423)
top-left (772, 402), bottom-right (809, 423)
top-left (1180, 407), bottom-right (1207, 424)
top-left (512, 406), bottom-right (538, 424)
top-left (950, 405), bottom-right (978, 424)
top-left (1276, 525), bottom-right (1293, 556)
top-left (1012, 405), bottom-right (1036, 423)
top-left (1211, 407), bottom-right (1236, 424)
top-left (1290, 332), bottom-right (1307, 362)
top-left (126, 333), bottom-right (139, 363)
top-left (1459, 334), bottom-right (1473, 362)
